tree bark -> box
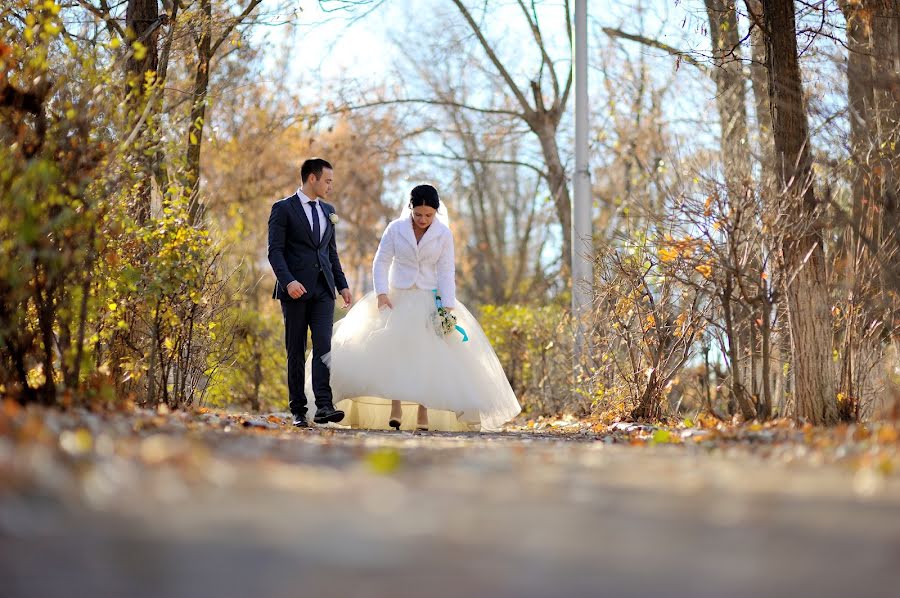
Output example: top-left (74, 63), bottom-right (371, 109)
top-left (745, 0), bottom-right (776, 182)
top-left (871, 1), bottom-right (900, 296)
top-left (762, 0), bottom-right (838, 424)
top-left (704, 0), bottom-right (752, 195)
top-left (186, 0), bottom-right (212, 225)
top-left (533, 119), bottom-right (573, 269)
top-left (125, 0), bottom-right (160, 225)
top-left (840, 1), bottom-right (877, 234)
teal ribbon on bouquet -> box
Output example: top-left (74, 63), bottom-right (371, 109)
top-left (433, 289), bottom-right (469, 342)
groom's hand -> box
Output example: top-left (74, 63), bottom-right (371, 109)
top-left (340, 288), bottom-right (353, 309)
top-left (377, 293), bottom-right (392, 310)
top-left (286, 281), bottom-right (305, 299)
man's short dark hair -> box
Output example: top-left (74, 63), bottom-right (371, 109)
top-left (301, 158), bottom-right (333, 183)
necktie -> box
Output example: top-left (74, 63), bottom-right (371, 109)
top-left (308, 200), bottom-right (320, 243)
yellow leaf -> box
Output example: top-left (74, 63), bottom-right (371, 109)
top-left (132, 41), bottom-right (147, 61)
top-left (366, 448), bottom-right (401, 474)
top-left (658, 247), bottom-right (678, 263)
top-left (651, 429), bottom-right (673, 444)
top-left (695, 264), bottom-right (713, 278)
top-left (60, 429), bottom-right (93, 455)
top-left (108, 37), bottom-right (121, 49)
top-left (877, 425), bottom-right (898, 444)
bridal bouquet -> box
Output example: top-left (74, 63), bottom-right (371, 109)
top-left (432, 291), bottom-right (468, 342)
top-left (433, 304), bottom-right (459, 337)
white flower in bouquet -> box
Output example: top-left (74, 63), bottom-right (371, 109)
top-left (432, 305), bottom-right (458, 337)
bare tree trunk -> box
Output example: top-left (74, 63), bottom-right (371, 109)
top-left (125, 0), bottom-right (160, 225)
top-left (745, 0), bottom-right (776, 181)
top-left (840, 1), bottom-right (877, 233)
top-left (706, 0), bottom-right (767, 418)
top-left (871, 1), bottom-right (900, 310)
top-left (534, 119), bottom-right (573, 269)
top-left (704, 0), bottom-right (752, 194)
top-left (758, 291), bottom-right (774, 418)
top-left (762, 0), bottom-right (838, 424)
top-left (186, 0), bottom-right (212, 224)
top-left (837, 1), bottom-right (879, 420)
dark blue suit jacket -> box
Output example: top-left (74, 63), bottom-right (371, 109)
top-left (267, 194), bottom-right (349, 301)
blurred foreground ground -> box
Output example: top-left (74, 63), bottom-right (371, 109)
top-left (2, 405), bottom-right (900, 597)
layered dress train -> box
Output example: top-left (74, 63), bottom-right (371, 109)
top-left (305, 215), bottom-right (521, 431)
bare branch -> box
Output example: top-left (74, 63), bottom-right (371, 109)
top-left (397, 151), bottom-right (546, 179)
top-left (335, 97), bottom-right (523, 118)
top-left (210, 0), bottom-right (264, 56)
top-left (75, 0), bottom-right (125, 38)
top-left (450, 0), bottom-right (533, 116)
top-left (516, 0), bottom-right (560, 100)
top-left (560, 0), bottom-right (574, 111)
top-left (602, 27), bottom-right (709, 75)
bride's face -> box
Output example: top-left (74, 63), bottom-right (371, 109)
top-left (411, 205), bottom-right (437, 230)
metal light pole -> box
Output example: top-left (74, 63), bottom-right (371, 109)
top-left (573, 0), bottom-right (592, 364)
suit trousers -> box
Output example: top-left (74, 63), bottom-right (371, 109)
top-left (280, 272), bottom-right (335, 416)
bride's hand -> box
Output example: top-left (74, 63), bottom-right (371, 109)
top-left (377, 294), bottom-right (393, 310)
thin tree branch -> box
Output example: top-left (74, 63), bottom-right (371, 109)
top-left (398, 151), bottom-right (547, 179)
top-left (450, 0), bottom-right (534, 116)
top-left (602, 27), bottom-right (710, 75)
top-left (75, 0), bottom-right (125, 38)
top-left (335, 97), bottom-right (523, 118)
top-left (516, 0), bottom-right (560, 100)
top-left (210, 0), bottom-right (263, 55)
top-left (560, 0), bottom-right (574, 111)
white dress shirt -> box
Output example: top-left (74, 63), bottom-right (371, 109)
top-left (372, 216), bottom-right (457, 308)
top-left (296, 188), bottom-right (327, 241)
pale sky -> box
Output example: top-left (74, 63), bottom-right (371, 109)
top-left (254, 0), bottom-right (848, 206)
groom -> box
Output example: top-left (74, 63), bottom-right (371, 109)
top-left (268, 158), bottom-right (352, 427)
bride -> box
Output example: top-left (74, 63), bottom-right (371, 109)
top-left (306, 184), bottom-right (521, 431)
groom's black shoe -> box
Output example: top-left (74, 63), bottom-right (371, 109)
top-left (313, 405), bottom-right (345, 425)
top-left (292, 414), bottom-right (309, 428)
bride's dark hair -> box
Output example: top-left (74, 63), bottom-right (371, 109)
top-left (409, 184), bottom-right (440, 210)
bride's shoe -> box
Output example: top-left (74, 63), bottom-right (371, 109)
top-left (415, 405), bottom-right (428, 431)
top-left (389, 400), bottom-right (403, 430)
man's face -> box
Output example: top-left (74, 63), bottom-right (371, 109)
top-left (308, 168), bottom-right (334, 199)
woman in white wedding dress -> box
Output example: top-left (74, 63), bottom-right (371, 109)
top-left (307, 184), bottom-right (521, 431)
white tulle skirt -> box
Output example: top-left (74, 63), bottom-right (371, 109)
top-left (305, 288), bottom-right (521, 431)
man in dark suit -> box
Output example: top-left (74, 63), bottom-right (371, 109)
top-left (267, 158), bottom-right (353, 427)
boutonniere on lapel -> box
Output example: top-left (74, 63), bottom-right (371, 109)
top-left (328, 212), bottom-right (339, 225)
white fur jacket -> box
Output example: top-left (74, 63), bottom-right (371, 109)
top-left (372, 216), bottom-right (457, 308)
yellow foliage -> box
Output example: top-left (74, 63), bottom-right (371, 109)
top-left (132, 41), bottom-right (147, 61)
top-left (658, 247), bottom-right (678, 263)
